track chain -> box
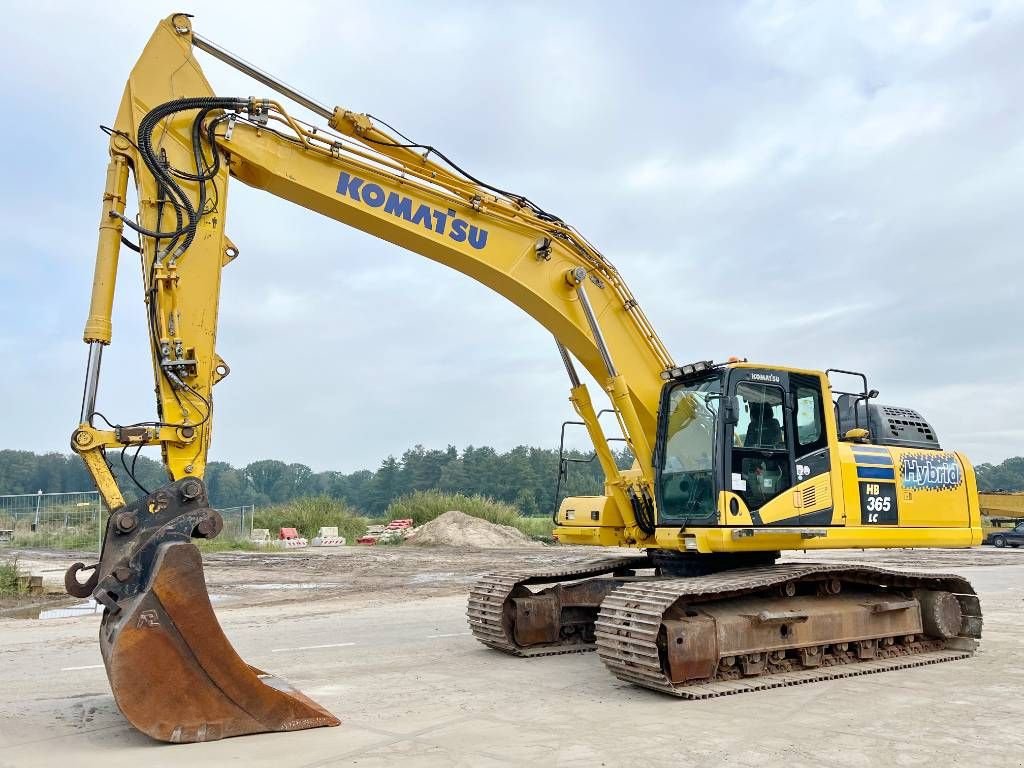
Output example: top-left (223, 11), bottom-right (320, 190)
top-left (595, 563), bottom-right (982, 697)
top-left (467, 555), bottom-right (652, 657)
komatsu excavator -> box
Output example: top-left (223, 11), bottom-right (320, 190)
top-left (67, 14), bottom-right (984, 744)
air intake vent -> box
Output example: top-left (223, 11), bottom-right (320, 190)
top-left (867, 403), bottom-right (941, 450)
top-left (882, 406), bottom-right (936, 443)
top-left (802, 486), bottom-right (817, 508)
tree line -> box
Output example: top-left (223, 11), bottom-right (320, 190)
top-left (0, 444), bottom-right (633, 517)
top-left (1, 448), bottom-right (1020, 517)
top-left (974, 457), bottom-right (1024, 494)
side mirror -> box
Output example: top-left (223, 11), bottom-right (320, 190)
top-left (723, 396), bottom-right (740, 426)
top-left (843, 427), bottom-right (870, 442)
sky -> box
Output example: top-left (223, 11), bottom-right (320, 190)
top-left (0, 1), bottom-right (1021, 473)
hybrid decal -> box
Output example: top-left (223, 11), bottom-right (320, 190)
top-left (900, 452), bottom-right (962, 491)
top-left (336, 172), bottom-right (489, 250)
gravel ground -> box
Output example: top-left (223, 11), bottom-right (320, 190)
top-left (0, 545), bottom-right (1021, 766)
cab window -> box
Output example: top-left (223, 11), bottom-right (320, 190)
top-left (796, 387), bottom-right (822, 446)
top-left (791, 373), bottom-right (828, 457)
top-left (657, 374), bottom-right (721, 522)
top-left (732, 382), bottom-right (790, 510)
top-left (735, 383), bottom-right (787, 450)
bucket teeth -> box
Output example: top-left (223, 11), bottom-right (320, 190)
top-left (77, 479), bottom-right (339, 743)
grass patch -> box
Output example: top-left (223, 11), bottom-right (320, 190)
top-left (0, 557), bottom-right (25, 598)
top-left (0, 507), bottom-right (103, 552)
top-left (196, 537), bottom-right (260, 552)
top-left (254, 497), bottom-right (368, 543)
top-left (385, 490), bottom-right (554, 541)
top-left (4, 529), bottom-right (99, 551)
top-left (514, 516), bottom-right (557, 544)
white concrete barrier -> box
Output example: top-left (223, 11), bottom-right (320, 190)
top-left (250, 528), bottom-right (272, 547)
top-left (311, 526), bottom-right (346, 547)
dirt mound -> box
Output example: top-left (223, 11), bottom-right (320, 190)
top-left (406, 511), bottom-right (541, 549)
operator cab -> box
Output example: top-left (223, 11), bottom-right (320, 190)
top-left (654, 362), bottom-right (831, 527)
top-left (653, 362), bottom-right (946, 529)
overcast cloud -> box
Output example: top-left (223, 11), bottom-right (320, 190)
top-left (0, 1), bottom-right (1021, 473)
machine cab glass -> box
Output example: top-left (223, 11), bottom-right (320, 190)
top-left (730, 381), bottom-right (791, 509)
top-left (656, 372), bottom-right (722, 524)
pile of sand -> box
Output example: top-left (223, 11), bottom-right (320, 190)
top-left (405, 510), bottom-right (542, 549)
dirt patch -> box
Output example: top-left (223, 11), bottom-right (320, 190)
top-left (406, 511), bottom-right (543, 549)
top-left (5, 545), bottom-right (1015, 614)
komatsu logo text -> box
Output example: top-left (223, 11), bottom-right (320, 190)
top-left (336, 172), bottom-right (489, 250)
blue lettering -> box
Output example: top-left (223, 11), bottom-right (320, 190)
top-left (336, 172), bottom-right (363, 199)
top-left (334, 178), bottom-right (488, 249)
top-left (411, 204), bottom-right (433, 231)
top-left (468, 225), bottom-right (488, 250)
top-left (361, 183), bottom-right (385, 207)
top-left (384, 192), bottom-right (413, 220)
top-left (449, 218), bottom-right (468, 242)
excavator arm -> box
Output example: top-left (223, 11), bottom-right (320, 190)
top-left (68, 14), bottom-right (675, 742)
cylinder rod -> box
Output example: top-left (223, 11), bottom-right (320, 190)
top-left (574, 278), bottom-right (617, 378)
top-left (192, 32), bottom-right (333, 120)
top-left (555, 341), bottom-right (581, 388)
top-left (80, 342), bottom-right (104, 424)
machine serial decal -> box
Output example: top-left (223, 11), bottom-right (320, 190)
top-left (859, 482), bottom-right (898, 524)
top-left (899, 452), bottom-right (962, 491)
top-left (336, 172), bottom-right (489, 250)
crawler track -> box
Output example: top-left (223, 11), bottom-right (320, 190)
top-left (467, 555), bottom-right (652, 657)
top-left (595, 563), bottom-right (982, 697)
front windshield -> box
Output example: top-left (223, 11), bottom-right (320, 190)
top-left (658, 374), bottom-right (721, 522)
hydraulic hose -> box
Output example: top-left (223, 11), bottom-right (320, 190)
top-left (118, 97), bottom-right (248, 256)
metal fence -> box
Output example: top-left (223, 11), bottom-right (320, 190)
top-left (0, 491), bottom-right (104, 552)
top-left (0, 492), bottom-right (255, 554)
top-left (216, 505), bottom-right (255, 541)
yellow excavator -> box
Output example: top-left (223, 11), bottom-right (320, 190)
top-left (66, 13), bottom-right (984, 744)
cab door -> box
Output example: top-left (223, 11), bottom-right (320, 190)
top-left (725, 372), bottom-right (796, 525)
top-left (788, 373), bottom-right (835, 525)
top-left (724, 370), bottom-right (834, 526)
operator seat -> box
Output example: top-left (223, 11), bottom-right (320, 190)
top-left (745, 402), bottom-right (782, 449)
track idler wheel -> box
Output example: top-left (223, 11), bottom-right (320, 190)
top-left (66, 478), bottom-right (339, 743)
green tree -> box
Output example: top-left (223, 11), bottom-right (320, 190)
top-left (10, 445), bottom-right (1020, 518)
top-left (976, 457), bottom-right (1024, 491)
top-left (366, 456), bottom-right (401, 515)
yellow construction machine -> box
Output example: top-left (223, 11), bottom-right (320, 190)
top-left (67, 14), bottom-right (984, 743)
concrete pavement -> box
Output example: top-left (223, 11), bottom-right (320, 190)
top-left (0, 561), bottom-right (1022, 767)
